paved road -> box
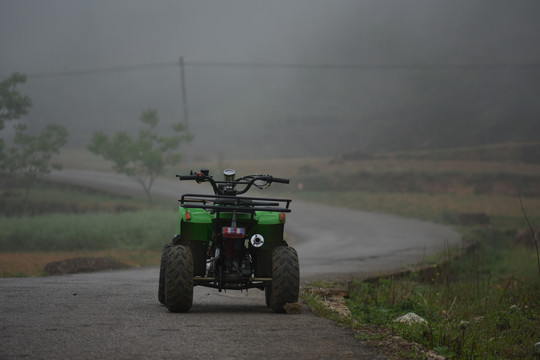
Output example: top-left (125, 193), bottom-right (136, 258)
top-left (0, 170), bottom-right (461, 359)
top-left (1, 268), bottom-right (388, 360)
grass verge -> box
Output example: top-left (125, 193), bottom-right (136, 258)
top-left (302, 223), bottom-right (540, 359)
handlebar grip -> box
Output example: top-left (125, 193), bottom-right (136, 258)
top-left (176, 175), bottom-right (199, 181)
top-left (271, 177), bottom-right (290, 184)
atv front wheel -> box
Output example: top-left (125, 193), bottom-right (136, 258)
top-left (270, 246), bottom-right (299, 312)
top-left (164, 245), bottom-right (194, 312)
top-left (158, 243), bottom-right (173, 304)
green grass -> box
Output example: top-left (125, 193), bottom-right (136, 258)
top-left (0, 210), bottom-right (178, 252)
top-left (346, 238), bottom-right (539, 359)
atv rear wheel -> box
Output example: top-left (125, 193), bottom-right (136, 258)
top-left (265, 285), bottom-right (272, 307)
top-left (164, 245), bottom-right (194, 312)
top-left (158, 243), bottom-right (173, 304)
top-left (270, 246), bottom-right (299, 312)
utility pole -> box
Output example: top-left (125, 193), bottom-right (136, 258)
top-left (179, 56), bottom-right (192, 164)
top-left (179, 57), bottom-right (189, 133)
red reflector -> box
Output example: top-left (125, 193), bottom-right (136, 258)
top-left (222, 227), bottom-right (246, 238)
top-left (184, 211), bottom-right (191, 221)
top-left (280, 213), bottom-right (286, 222)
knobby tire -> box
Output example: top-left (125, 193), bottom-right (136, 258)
top-left (165, 245), bottom-right (194, 312)
top-left (158, 243), bottom-right (173, 304)
top-left (270, 246), bottom-right (299, 312)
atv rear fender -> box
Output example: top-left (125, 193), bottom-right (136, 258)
top-left (178, 206), bottom-right (287, 277)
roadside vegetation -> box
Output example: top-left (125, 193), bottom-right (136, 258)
top-left (0, 174), bottom-right (177, 277)
top-left (303, 224), bottom-right (539, 359)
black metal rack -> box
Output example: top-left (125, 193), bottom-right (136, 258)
top-left (179, 194), bottom-right (292, 214)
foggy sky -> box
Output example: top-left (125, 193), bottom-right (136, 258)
top-left (1, 0), bottom-right (540, 159)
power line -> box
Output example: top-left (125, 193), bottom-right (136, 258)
top-left (15, 59), bottom-right (540, 79)
top-left (186, 60), bottom-right (540, 70)
top-left (26, 61), bottom-right (177, 79)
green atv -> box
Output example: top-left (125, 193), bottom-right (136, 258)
top-left (158, 169), bottom-right (299, 313)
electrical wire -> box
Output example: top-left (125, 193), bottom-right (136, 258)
top-left (9, 59), bottom-right (540, 80)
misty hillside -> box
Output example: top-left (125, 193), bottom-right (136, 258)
top-left (1, 0), bottom-right (540, 160)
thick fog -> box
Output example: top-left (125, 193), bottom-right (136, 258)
top-left (1, 0), bottom-right (540, 159)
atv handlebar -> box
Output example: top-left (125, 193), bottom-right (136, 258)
top-left (176, 171), bottom-right (290, 196)
top-left (176, 175), bottom-right (200, 181)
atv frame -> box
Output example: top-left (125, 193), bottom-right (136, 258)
top-left (158, 169), bottom-right (299, 313)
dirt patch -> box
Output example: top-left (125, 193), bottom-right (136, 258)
top-left (0, 250), bottom-right (160, 277)
top-left (352, 326), bottom-right (445, 360)
top-left (44, 257), bottom-right (129, 275)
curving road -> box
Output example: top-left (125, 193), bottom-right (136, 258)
top-left (44, 170), bottom-right (460, 280)
top-left (0, 169), bottom-right (461, 359)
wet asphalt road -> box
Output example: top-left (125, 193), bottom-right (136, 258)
top-left (0, 170), bottom-right (461, 359)
top-left (1, 268), bottom-right (387, 360)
